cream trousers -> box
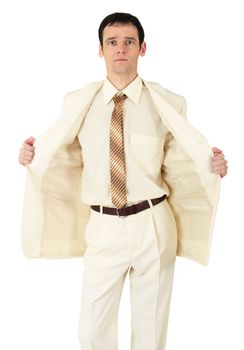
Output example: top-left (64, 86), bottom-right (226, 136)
top-left (77, 198), bottom-right (177, 350)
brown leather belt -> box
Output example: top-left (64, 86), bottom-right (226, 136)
top-left (90, 194), bottom-right (167, 217)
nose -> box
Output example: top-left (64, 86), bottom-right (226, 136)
top-left (116, 43), bottom-right (126, 54)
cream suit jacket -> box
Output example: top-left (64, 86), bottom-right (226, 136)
top-left (21, 79), bottom-right (221, 266)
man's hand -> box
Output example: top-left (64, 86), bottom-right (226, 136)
top-left (18, 136), bottom-right (36, 166)
top-left (211, 147), bottom-right (228, 178)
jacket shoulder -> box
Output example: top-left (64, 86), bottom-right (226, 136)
top-left (145, 81), bottom-right (186, 118)
top-left (60, 81), bottom-right (103, 111)
top-left (144, 80), bottom-right (186, 115)
top-left (64, 81), bottom-right (103, 100)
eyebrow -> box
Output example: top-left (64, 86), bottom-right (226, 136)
top-left (105, 36), bottom-right (137, 42)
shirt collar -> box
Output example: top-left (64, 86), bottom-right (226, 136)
top-left (102, 74), bottom-right (143, 105)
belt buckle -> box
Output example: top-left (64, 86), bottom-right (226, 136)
top-left (116, 206), bottom-right (128, 216)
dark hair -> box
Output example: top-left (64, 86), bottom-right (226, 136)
top-left (98, 12), bottom-right (145, 47)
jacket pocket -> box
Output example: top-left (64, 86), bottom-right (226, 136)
top-left (129, 132), bottom-right (165, 175)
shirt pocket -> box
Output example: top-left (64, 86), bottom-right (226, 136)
top-left (129, 132), bottom-right (165, 175)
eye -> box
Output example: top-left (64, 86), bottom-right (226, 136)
top-left (108, 40), bottom-right (116, 45)
top-left (126, 40), bottom-right (135, 45)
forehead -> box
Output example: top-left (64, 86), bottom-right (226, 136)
top-left (103, 23), bottom-right (139, 40)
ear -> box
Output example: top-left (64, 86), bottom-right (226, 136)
top-left (98, 44), bottom-right (103, 57)
top-left (139, 41), bottom-right (146, 57)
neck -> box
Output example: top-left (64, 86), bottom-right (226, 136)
top-left (106, 72), bottom-right (138, 90)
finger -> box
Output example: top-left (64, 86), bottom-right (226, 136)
top-left (20, 154), bottom-right (33, 161)
top-left (22, 142), bottom-right (35, 151)
top-left (212, 146), bottom-right (223, 153)
top-left (20, 148), bottom-right (34, 156)
top-left (212, 159), bottom-right (227, 166)
top-left (213, 152), bottom-right (224, 157)
top-left (24, 136), bottom-right (36, 144)
top-left (212, 153), bottom-right (225, 159)
top-left (24, 149), bottom-right (34, 156)
top-left (24, 154), bottom-right (33, 160)
top-left (212, 165), bottom-right (227, 172)
top-left (212, 160), bottom-right (227, 167)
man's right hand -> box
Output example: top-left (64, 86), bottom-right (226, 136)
top-left (19, 136), bottom-right (36, 166)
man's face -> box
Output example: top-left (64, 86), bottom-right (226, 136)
top-left (99, 23), bottom-right (146, 76)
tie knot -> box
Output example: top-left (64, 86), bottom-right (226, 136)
top-left (112, 92), bottom-right (127, 105)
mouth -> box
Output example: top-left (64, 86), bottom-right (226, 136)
top-left (114, 59), bottom-right (128, 61)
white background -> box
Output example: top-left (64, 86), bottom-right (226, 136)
top-left (1, 0), bottom-right (243, 349)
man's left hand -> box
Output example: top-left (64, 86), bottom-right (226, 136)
top-left (211, 147), bottom-right (228, 178)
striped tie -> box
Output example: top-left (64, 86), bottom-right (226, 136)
top-left (110, 92), bottom-right (128, 208)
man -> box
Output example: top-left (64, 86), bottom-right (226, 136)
top-left (19, 12), bottom-right (228, 350)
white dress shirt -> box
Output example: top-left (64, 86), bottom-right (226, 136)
top-left (77, 74), bottom-right (172, 208)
